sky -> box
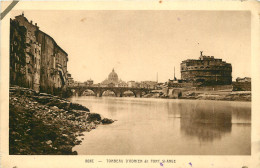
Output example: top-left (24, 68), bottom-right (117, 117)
top-left (11, 10), bottom-right (251, 83)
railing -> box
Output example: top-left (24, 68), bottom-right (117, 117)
top-left (67, 85), bottom-right (153, 90)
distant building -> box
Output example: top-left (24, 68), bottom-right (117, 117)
top-left (74, 81), bottom-right (84, 87)
top-left (117, 82), bottom-right (128, 87)
top-left (140, 81), bottom-right (157, 89)
top-left (67, 73), bottom-right (74, 86)
top-left (167, 79), bottom-right (178, 87)
top-left (10, 13), bottom-right (69, 95)
top-left (236, 77), bottom-right (251, 83)
top-left (127, 81), bottom-right (136, 88)
top-left (84, 79), bottom-right (94, 86)
top-left (73, 81), bottom-right (79, 86)
top-left (180, 51), bottom-right (232, 85)
top-left (233, 77), bottom-right (251, 91)
top-left (101, 68), bottom-right (127, 87)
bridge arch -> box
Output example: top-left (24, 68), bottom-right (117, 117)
top-left (70, 89), bottom-right (78, 96)
top-left (122, 90), bottom-right (136, 97)
top-left (82, 89), bottom-right (96, 96)
top-left (171, 89), bottom-right (182, 98)
top-left (100, 89), bottom-right (117, 97)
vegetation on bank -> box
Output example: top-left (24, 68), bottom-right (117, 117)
top-left (9, 86), bottom-right (114, 155)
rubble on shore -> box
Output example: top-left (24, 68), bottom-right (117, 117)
top-left (9, 85), bottom-right (114, 155)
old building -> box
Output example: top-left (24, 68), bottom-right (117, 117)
top-left (84, 79), bottom-right (94, 86)
top-left (140, 81), bottom-right (157, 89)
top-left (10, 13), bottom-right (69, 95)
top-left (101, 69), bottom-right (127, 87)
top-left (36, 29), bottom-right (68, 94)
top-left (10, 14), bottom-right (41, 91)
top-left (181, 51), bottom-right (232, 85)
top-left (233, 77), bottom-right (251, 91)
top-left (236, 77), bottom-right (251, 83)
top-left (127, 81), bottom-right (136, 88)
top-left (67, 73), bottom-right (74, 86)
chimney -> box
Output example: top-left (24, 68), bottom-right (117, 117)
top-left (22, 12), bottom-right (24, 16)
top-left (30, 20), bottom-right (33, 24)
top-left (199, 51), bottom-right (203, 60)
top-left (174, 66), bottom-right (176, 80)
top-left (35, 23), bottom-right (37, 26)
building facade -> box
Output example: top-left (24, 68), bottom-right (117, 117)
top-left (180, 51), bottom-right (232, 85)
top-left (10, 13), bottom-right (69, 95)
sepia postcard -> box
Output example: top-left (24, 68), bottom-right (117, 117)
top-left (1, 0), bottom-right (260, 168)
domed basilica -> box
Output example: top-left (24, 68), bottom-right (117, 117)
top-left (108, 68), bottom-right (118, 82)
top-left (101, 68), bottom-right (127, 87)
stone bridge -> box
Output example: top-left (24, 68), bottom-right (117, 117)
top-left (68, 86), bottom-right (153, 97)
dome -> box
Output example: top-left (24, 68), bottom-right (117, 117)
top-left (108, 68), bottom-right (118, 82)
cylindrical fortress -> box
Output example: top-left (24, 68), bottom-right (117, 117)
top-left (181, 52), bottom-right (232, 85)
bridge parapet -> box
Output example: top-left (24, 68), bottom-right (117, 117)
top-left (69, 86), bottom-right (152, 97)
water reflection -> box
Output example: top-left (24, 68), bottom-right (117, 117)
top-left (178, 101), bottom-right (250, 142)
top-left (71, 97), bottom-right (251, 155)
top-left (231, 105), bottom-right (251, 123)
top-left (180, 121), bottom-right (232, 142)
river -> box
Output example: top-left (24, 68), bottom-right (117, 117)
top-left (70, 96), bottom-right (251, 155)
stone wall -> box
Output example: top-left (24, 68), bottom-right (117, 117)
top-left (195, 85), bottom-right (233, 91)
top-left (168, 82), bottom-right (194, 88)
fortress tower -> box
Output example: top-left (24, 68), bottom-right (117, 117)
top-left (180, 51), bottom-right (232, 85)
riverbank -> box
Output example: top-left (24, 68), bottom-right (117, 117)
top-left (143, 90), bottom-right (251, 101)
top-left (9, 85), bottom-right (114, 155)
top-left (180, 90), bottom-right (251, 101)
